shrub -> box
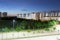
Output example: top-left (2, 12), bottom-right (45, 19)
top-left (0, 19), bottom-right (58, 32)
top-left (15, 27), bottom-right (22, 32)
top-left (2, 27), bottom-right (10, 32)
top-left (44, 28), bottom-right (50, 31)
top-left (27, 29), bottom-right (31, 32)
top-left (53, 27), bottom-right (56, 30)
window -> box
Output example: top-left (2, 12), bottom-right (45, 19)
top-left (58, 12), bottom-right (60, 16)
top-left (28, 13), bottom-right (30, 17)
top-left (23, 14), bottom-right (26, 17)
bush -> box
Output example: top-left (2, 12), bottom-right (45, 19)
top-left (44, 28), bottom-right (50, 31)
top-left (53, 27), bottom-right (56, 30)
top-left (15, 27), bottom-right (22, 32)
top-left (2, 27), bottom-right (10, 32)
top-left (27, 29), bottom-right (31, 32)
top-left (0, 19), bottom-right (58, 32)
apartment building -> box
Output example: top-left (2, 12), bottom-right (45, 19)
top-left (0, 12), bottom-right (7, 17)
top-left (0, 11), bottom-right (59, 21)
top-left (3, 12), bottom-right (7, 17)
top-left (42, 11), bottom-right (60, 21)
top-left (0, 12), bottom-right (1, 17)
top-left (17, 12), bottom-right (36, 20)
top-left (17, 11), bottom-right (60, 21)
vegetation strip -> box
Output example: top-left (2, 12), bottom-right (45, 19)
top-left (0, 20), bottom-right (58, 32)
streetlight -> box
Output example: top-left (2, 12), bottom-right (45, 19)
top-left (13, 19), bottom-right (15, 31)
top-left (12, 19), bottom-right (16, 38)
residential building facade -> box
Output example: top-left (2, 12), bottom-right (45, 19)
top-left (0, 12), bottom-right (7, 17)
top-left (17, 11), bottom-right (60, 21)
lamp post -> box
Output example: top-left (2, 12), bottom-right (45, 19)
top-left (12, 19), bottom-right (16, 38)
top-left (13, 19), bottom-right (15, 31)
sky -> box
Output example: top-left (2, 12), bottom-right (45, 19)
top-left (0, 0), bottom-right (60, 14)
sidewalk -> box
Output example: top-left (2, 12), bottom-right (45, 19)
top-left (0, 31), bottom-right (60, 40)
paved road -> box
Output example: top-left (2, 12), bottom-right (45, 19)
top-left (13, 35), bottom-right (60, 40)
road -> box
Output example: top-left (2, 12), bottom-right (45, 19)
top-left (12, 35), bottom-right (60, 40)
